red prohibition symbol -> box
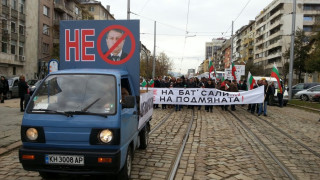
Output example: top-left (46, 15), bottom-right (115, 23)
top-left (97, 25), bottom-right (136, 65)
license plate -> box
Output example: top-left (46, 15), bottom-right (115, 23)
top-left (45, 154), bottom-right (84, 166)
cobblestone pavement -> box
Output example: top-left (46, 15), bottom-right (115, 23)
top-left (0, 104), bottom-right (319, 180)
top-left (0, 98), bottom-right (23, 154)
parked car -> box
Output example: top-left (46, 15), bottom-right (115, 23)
top-left (294, 85), bottom-right (320, 101)
top-left (291, 83), bottom-right (320, 97)
top-left (311, 93), bottom-right (320, 102)
top-left (28, 79), bottom-right (42, 95)
top-left (7, 77), bottom-right (20, 99)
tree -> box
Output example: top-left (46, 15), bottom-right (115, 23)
top-left (155, 52), bottom-right (173, 77)
top-left (284, 28), bottom-right (311, 83)
top-left (244, 60), bottom-right (265, 77)
top-left (305, 23), bottom-right (320, 73)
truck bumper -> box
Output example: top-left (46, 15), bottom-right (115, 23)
top-left (19, 147), bottom-right (121, 175)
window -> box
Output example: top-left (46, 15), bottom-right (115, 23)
top-left (11, 41), bottom-right (16, 54)
top-left (19, 41), bottom-right (24, 56)
top-left (43, 24), bottom-right (49, 35)
top-left (43, 5), bottom-right (49, 16)
top-left (2, 0), bottom-right (7, 6)
top-left (303, 26), bottom-right (312, 32)
top-left (66, 14), bottom-right (73, 20)
top-left (11, 0), bottom-right (16, 10)
top-left (75, 6), bottom-right (79, 15)
top-left (42, 42), bottom-right (49, 53)
top-left (89, 6), bottom-right (94, 12)
top-left (1, 42), bottom-right (7, 53)
top-left (11, 21), bottom-right (16, 33)
top-left (19, 21), bottom-right (24, 34)
top-left (304, 16), bottom-right (313, 21)
top-left (19, 0), bottom-right (25, 13)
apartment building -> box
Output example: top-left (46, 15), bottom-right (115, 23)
top-left (0, 0), bottom-right (28, 78)
top-left (79, 0), bottom-right (115, 20)
top-left (205, 38), bottom-right (225, 61)
top-left (215, 39), bottom-right (231, 71)
top-left (240, 21), bottom-right (255, 63)
top-left (253, 0), bottom-right (320, 75)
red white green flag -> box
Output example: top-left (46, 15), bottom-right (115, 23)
top-left (231, 62), bottom-right (237, 81)
top-left (271, 64), bottom-right (282, 93)
top-left (141, 80), bottom-right (147, 87)
top-left (247, 71), bottom-right (256, 90)
top-left (209, 58), bottom-right (214, 78)
top-left (149, 79), bottom-right (154, 88)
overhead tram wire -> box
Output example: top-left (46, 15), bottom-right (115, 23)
top-left (222, 0), bottom-right (252, 36)
top-left (180, 0), bottom-right (191, 74)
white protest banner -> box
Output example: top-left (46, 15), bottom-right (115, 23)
top-left (153, 86), bottom-right (264, 105)
top-left (138, 90), bottom-right (153, 130)
top-left (224, 65), bottom-right (245, 80)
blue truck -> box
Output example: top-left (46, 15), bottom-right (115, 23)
top-left (19, 20), bottom-right (153, 179)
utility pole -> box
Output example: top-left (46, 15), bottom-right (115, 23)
top-left (230, 21), bottom-right (234, 63)
top-left (288, 0), bottom-right (296, 100)
top-left (127, 0), bottom-right (130, 20)
top-left (152, 21), bottom-right (156, 79)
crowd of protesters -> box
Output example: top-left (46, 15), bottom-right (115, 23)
top-left (141, 76), bottom-right (247, 112)
top-left (141, 75), bottom-right (279, 116)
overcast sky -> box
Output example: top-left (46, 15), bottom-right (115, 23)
top-left (100, 0), bottom-right (273, 74)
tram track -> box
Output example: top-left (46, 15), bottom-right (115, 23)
top-left (238, 106), bottom-right (320, 158)
top-left (167, 109), bottom-right (195, 180)
top-left (227, 109), bottom-right (296, 180)
top-left (228, 106), bottom-right (320, 180)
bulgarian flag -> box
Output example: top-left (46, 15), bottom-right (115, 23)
top-left (271, 64), bottom-right (282, 93)
top-left (209, 58), bottom-right (214, 79)
top-left (231, 61), bottom-right (237, 81)
top-left (141, 80), bottom-right (147, 87)
top-left (247, 71), bottom-right (256, 90)
top-left (149, 79), bottom-right (154, 87)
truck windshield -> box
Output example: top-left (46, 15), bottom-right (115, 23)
top-left (29, 74), bottom-right (116, 115)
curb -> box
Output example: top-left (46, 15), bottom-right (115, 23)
top-left (0, 141), bottom-right (22, 156)
top-left (288, 103), bottom-right (320, 113)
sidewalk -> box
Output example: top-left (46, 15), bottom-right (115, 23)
top-left (0, 98), bottom-right (23, 155)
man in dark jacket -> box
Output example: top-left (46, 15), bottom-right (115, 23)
top-left (258, 80), bottom-right (273, 116)
top-left (205, 79), bottom-right (215, 112)
top-left (0, 76), bottom-right (9, 103)
top-left (174, 78), bottom-right (184, 111)
top-left (18, 75), bottom-right (29, 112)
top-left (229, 80), bottom-right (239, 111)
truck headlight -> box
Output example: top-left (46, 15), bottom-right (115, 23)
top-left (26, 128), bottom-right (38, 141)
top-left (99, 129), bottom-right (113, 143)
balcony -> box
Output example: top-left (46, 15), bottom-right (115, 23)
top-left (269, 20), bottom-right (283, 30)
top-left (54, 1), bottom-right (66, 13)
top-left (267, 52), bottom-right (282, 59)
top-left (11, 9), bottom-right (18, 18)
top-left (268, 30), bottom-right (283, 41)
top-left (267, 40), bottom-right (282, 50)
top-left (53, 19), bottom-right (60, 26)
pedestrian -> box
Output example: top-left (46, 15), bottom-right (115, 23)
top-left (277, 81), bottom-right (284, 107)
top-left (258, 80), bottom-right (273, 116)
top-left (174, 78), bottom-right (184, 111)
top-left (229, 80), bottom-right (239, 111)
top-left (187, 78), bottom-right (196, 109)
top-left (1, 76), bottom-right (9, 103)
top-left (18, 75), bottom-right (29, 112)
top-left (205, 78), bottom-right (215, 112)
top-left (161, 77), bottom-right (170, 109)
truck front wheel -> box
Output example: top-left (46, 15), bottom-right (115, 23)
top-left (118, 146), bottom-right (132, 180)
top-left (139, 124), bottom-right (150, 149)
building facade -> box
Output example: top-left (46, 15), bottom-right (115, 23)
top-left (0, 0), bottom-right (28, 78)
top-left (79, 0), bottom-right (115, 20)
top-left (253, 0), bottom-right (320, 75)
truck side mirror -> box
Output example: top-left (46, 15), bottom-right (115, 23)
top-left (122, 95), bottom-right (135, 108)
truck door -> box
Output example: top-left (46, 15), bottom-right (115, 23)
top-left (120, 77), bottom-right (138, 145)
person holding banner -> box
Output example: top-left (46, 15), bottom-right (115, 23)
top-left (258, 80), bottom-right (273, 116)
top-left (174, 78), bottom-right (184, 111)
top-left (205, 79), bottom-right (215, 112)
top-left (106, 29), bottom-right (128, 61)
